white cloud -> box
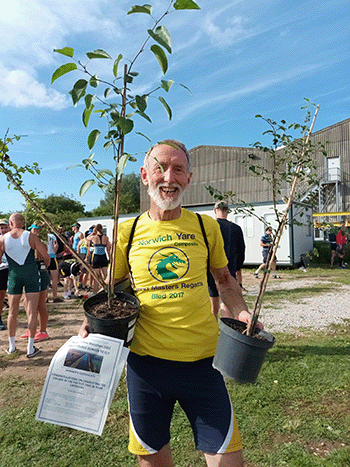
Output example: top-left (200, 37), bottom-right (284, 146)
top-left (0, 64), bottom-right (68, 109)
top-left (0, 0), bottom-right (122, 109)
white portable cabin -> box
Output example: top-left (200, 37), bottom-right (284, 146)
top-left (78, 201), bottom-right (313, 267)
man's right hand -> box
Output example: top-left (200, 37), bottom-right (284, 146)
top-left (78, 319), bottom-right (90, 338)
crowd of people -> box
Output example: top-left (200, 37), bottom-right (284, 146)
top-left (0, 216), bottom-right (111, 357)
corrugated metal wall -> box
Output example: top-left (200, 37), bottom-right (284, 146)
top-left (140, 118), bottom-right (350, 212)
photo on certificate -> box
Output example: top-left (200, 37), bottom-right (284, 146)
top-left (64, 348), bottom-right (103, 374)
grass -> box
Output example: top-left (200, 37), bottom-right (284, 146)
top-left (0, 268), bottom-right (349, 466)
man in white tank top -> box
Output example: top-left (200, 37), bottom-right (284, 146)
top-left (0, 213), bottom-right (50, 357)
top-left (0, 218), bottom-right (10, 330)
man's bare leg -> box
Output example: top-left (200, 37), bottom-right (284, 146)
top-left (50, 269), bottom-right (59, 300)
top-left (204, 450), bottom-right (244, 467)
top-left (25, 292), bottom-right (40, 339)
top-left (138, 443), bottom-right (174, 467)
top-left (7, 294), bottom-right (21, 337)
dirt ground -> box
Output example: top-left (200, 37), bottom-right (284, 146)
top-left (0, 288), bottom-right (85, 379)
top-left (0, 269), bottom-right (334, 380)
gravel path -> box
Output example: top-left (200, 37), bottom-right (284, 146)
top-left (244, 277), bottom-right (350, 333)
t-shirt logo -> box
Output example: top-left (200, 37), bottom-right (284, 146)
top-left (148, 247), bottom-right (189, 282)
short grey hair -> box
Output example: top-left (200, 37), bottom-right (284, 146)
top-left (143, 139), bottom-right (192, 171)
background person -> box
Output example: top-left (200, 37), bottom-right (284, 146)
top-left (208, 201), bottom-right (246, 319)
top-left (0, 213), bottom-right (50, 357)
top-left (59, 257), bottom-right (81, 300)
top-left (0, 219), bottom-right (10, 331)
top-left (336, 220), bottom-right (347, 269)
top-left (254, 226), bottom-right (278, 279)
top-left (71, 223), bottom-right (83, 251)
top-left (88, 224), bottom-right (111, 293)
top-left (21, 224), bottom-right (51, 342)
top-left (80, 139), bottom-right (260, 467)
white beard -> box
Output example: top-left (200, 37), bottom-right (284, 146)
top-left (148, 183), bottom-right (186, 211)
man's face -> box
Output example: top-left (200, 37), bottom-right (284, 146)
top-left (0, 224), bottom-right (9, 235)
top-left (141, 144), bottom-right (192, 211)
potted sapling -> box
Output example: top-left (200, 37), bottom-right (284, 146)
top-left (207, 101), bottom-right (327, 382)
top-left (51, 0), bottom-right (201, 345)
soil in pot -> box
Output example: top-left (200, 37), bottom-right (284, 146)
top-left (87, 297), bottom-right (138, 319)
top-left (84, 291), bottom-right (140, 346)
top-left (224, 319), bottom-right (269, 342)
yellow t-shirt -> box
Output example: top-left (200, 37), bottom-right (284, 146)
top-left (114, 208), bottom-right (228, 361)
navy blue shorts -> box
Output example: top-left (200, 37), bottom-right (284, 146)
top-left (126, 352), bottom-right (242, 456)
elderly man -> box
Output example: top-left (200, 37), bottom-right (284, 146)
top-left (0, 218), bottom-right (10, 331)
top-left (80, 140), bottom-right (260, 467)
top-left (0, 213), bottom-right (50, 357)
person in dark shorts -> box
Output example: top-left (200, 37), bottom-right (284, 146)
top-left (254, 226), bottom-right (278, 279)
top-left (21, 225), bottom-right (51, 343)
top-left (87, 224), bottom-right (111, 293)
top-left (59, 258), bottom-right (81, 300)
top-left (208, 201), bottom-right (246, 319)
top-left (0, 213), bottom-right (50, 357)
top-left (0, 219), bottom-right (10, 331)
top-left (79, 139), bottom-right (262, 467)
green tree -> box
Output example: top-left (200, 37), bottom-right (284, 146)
top-left (92, 173), bottom-right (140, 216)
top-left (39, 194), bottom-right (86, 215)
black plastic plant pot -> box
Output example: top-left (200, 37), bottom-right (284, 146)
top-left (83, 291), bottom-right (139, 347)
top-left (213, 318), bottom-right (276, 384)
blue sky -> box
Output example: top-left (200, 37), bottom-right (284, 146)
top-left (1, 0), bottom-right (349, 214)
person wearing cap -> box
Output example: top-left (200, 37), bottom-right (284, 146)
top-left (0, 213), bottom-right (50, 357)
top-left (0, 218), bottom-right (10, 331)
top-left (208, 202), bottom-right (246, 319)
top-left (71, 223), bottom-right (83, 251)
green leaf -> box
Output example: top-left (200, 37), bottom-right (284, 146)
top-left (86, 49), bottom-right (112, 60)
top-left (53, 47), bottom-right (74, 58)
top-left (174, 0), bottom-right (200, 10)
top-left (80, 179), bottom-right (96, 196)
top-left (83, 104), bottom-right (94, 127)
top-left (136, 132), bottom-right (152, 142)
top-left (104, 88), bottom-right (112, 99)
top-left (127, 4), bottom-right (152, 15)
top-left (116, 153), bottom-right (130, 179)
top-left (96, 169), bottom-right (114, 179)
top-left (150, 44), bottom-right (168, 74)
top-left (88, 129), bottom-right (101, 150)
top-left (51, 62), bottom-right (77, 84)
top-left (69, 79), bottom-right (88, 106)
top-left (179, 83), bottom-right (192, 95)
top-left (158, 96), bottom-right (172, 120)
top-left (161, 79), bottom-right (174, 92)
top-left (113, 54), bottom-right (123, 77)
top-left (148, 26), bottom-right (171, 54)
top-left (136, 111), bottom-right (152, 123)
top-left (118, 117), bottom-right (134, 135)
top-left (89, 75), bottom-right (98, 88)
top-left (84, 93), bottom-right (95, 108)
top-left (136, 95), bottom-right (148, 112)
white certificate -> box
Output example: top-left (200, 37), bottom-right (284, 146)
top-left (36, 334), bottom-right (129, 435)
